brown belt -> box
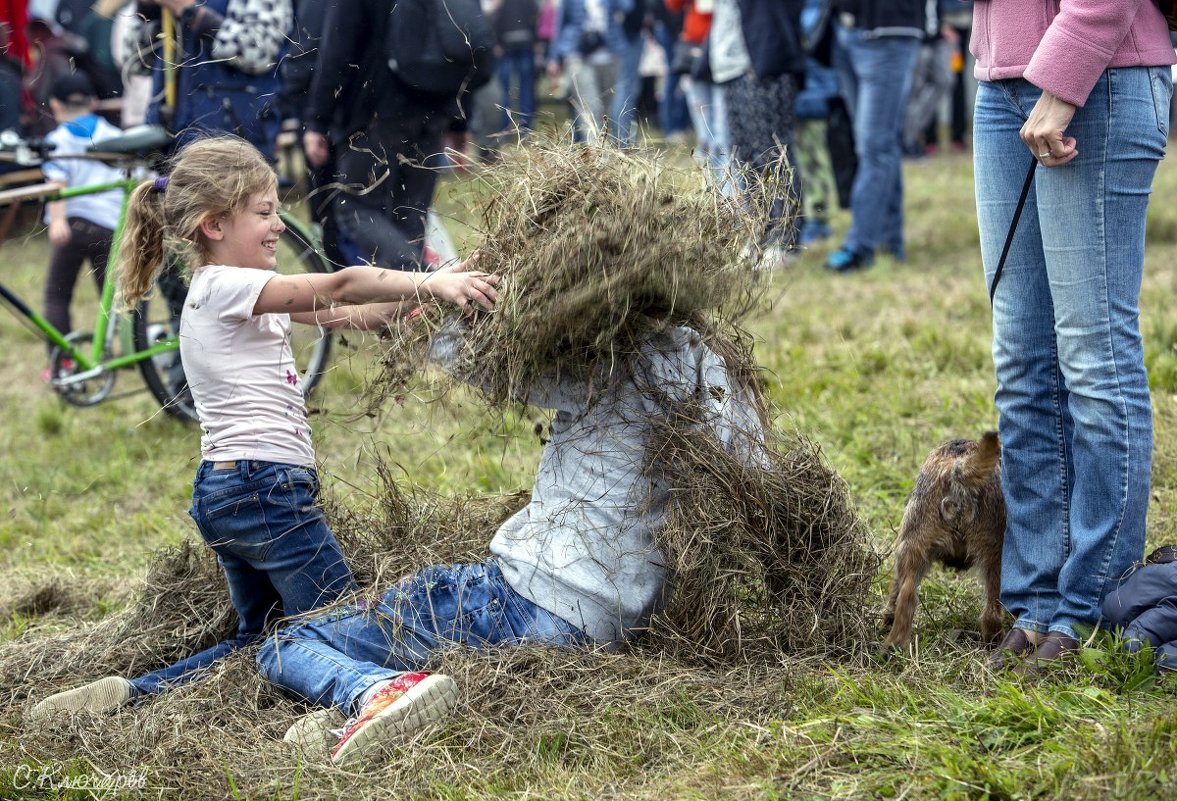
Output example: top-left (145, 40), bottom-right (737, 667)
top-left (212, 461), bottom-right (237, 470)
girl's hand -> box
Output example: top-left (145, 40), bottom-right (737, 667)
top-left (1021, 90), bottom-right (1078, 167)
top-left (422, 270), bottom-right (500, 314)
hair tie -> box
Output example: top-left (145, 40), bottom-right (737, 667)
top-left (151, 176), bottom-right (169, 193)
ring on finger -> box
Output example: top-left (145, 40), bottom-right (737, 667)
top-left (1038, 151), bottom-right (1051, 158)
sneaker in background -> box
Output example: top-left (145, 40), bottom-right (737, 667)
top-left (826, 246), bottom-right (875, 274)
top-left (799, 220), bottom-right (832, 247)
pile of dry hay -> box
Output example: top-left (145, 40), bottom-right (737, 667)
top-left (0, 142), bottom-right (878, 798)
top-left (375, 141), bottom-right (771, 408)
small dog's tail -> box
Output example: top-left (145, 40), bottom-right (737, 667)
top-left (954, 431), bottom-right (1000, 485)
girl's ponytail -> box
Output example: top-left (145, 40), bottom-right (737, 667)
top-left (116, 179), bottom-right (168, 311)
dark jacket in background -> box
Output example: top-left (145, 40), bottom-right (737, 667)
top-left (493, 0), bottom-right (539, 50)
top-left (306, 0), bottom-right (454, 141)
top-left (735, 0), bottom-right (806, 81)
top-left (833, 0), bottom-right (925, 34)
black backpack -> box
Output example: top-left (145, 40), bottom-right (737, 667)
top-left (385, 0), bottom-right (497, 100)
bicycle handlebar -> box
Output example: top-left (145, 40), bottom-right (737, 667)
top-left (0, 130), bottom-right (56, 166)
top-left (0, 125), bottom-right (175, 167)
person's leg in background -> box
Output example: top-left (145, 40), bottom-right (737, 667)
top-left (333, 112), bottom-right (446, 271)
top-left (610, 35), bottom-right (644, 145)
top-left (42, 219), bottom-right (110, 365)
top-left (566, 54), bottom-right (606, 142)
top-left (794, 117), bottom-right (834, 245)
top-left (827, 28), bottom-right (920, 272)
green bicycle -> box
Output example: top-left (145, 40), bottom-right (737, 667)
top-left (0, 125), bottom-right (334, 423)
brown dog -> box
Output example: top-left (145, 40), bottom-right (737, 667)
top-left (882, 431), bottom-right (1006, 650)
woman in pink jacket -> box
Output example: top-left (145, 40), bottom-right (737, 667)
top-left (974, 1), bottom-right (1175, 670)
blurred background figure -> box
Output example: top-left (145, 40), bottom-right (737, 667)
top-left (939, 0), bottom-right (972, 152)
top-left (668, 0), bottom-right (729, 186)
top-left (38, 71), bottom-right (123, 382)
top-left (825, 0), bottom-right (923, 273)
top-left (0, 13), bottom-right (28, 139)
top-left (121, 0), bottom-right (292, 161)
top-left (902, 2), bottom-right (952, 158)
top-left (713, 0), bottom-right (805, 269)
top-left (491, 0), bottom-right (540, 136)
top-left (548, 0), bottom-right (631, 144)
top-left (647, 0), bottom-right (690, 142)
top-left (610, 0), bottom-right (645, 144)
top-left (793, 0), bottom-right (839, 247)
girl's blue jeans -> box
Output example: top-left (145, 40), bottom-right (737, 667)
top-left (256, 560), bottom-right (588, 714)
top-left (128, 460), bottom-right (357, 695)
top-left (973, 68), bottom-right (1171, 639)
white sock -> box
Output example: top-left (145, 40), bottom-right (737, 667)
top-left (355, 678), bottom-right (395, 714)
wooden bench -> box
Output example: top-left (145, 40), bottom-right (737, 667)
top-left (0, 168), bottom-right (52, 244)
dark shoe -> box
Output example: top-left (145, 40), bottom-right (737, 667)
top-left (1016, 632), bottom-right (1080, 678)
top-left (826, 247), bottom-right (875, 273)
top-left (1034, 632), bottom-right (1079, 662)
top-left (989, 627), bottom-right (1035, 670)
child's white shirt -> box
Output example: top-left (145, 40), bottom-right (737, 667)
top-left (41, 114), bottom-right (126, 229)
top-left (181, 265), bottom-right (315, 467)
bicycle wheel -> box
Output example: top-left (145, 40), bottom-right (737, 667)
top-left (133, 223), bottom-right (335, 422)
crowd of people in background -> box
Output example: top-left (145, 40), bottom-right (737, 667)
top-left (1, 0), bottom-right (979, 276)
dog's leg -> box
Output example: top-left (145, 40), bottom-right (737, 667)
top-left (883, 541), bottom-right (933, 650)
top-left (979, 552), bottom-right (1004, 645)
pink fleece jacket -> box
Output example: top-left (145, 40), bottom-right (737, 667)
top-left (971, 0), bottom-right (1176, 107)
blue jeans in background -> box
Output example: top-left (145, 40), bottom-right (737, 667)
top-left (973, 68), bottom-right (1170, 640)
top-left (129, 460), bottom-right (357, 695)
top-left (497, 47), bottom-right (537, 132)
top-left (685, 78), bottom-right (731, 193)
top-left (610, 34), bottom-right (644, 145)
top-left (834, 27), bottom-right (919, 259)
top-left (256, 560), bottom-right (588, 714)
top-left (653, 23), bottom-right (690, 136)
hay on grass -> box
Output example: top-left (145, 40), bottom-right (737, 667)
top-left (0, 142), bottom-right (877, 798)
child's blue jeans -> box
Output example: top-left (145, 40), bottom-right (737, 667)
top-left (128, 460), bottom-right (357, 695)
top-left (256, 560), bottom-right (588, 714)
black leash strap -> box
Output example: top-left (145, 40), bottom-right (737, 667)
top-left (988, 158), bottom-right (1038, 304)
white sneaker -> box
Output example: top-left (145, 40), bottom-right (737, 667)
top-left (282, 706), bottom-right (346, 756)
top-left (29, 676), bottom-right (134, 722)
top-left (330, 672), bottom-right (458, 767)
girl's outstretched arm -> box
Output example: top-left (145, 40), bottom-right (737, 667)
top-left (254, 263), bottom-right (499, 326)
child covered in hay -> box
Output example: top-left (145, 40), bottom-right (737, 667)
top-left (257, 145), bottom-right (773, 767)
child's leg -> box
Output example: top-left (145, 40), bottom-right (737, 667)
top-left (42, 223), bottom-right (88, 348)
top-left (259, 560), bottom-right (588, 713)
top-left (191, 461), bottom-right (357, 615)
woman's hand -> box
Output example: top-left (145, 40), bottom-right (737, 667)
top-left (1021, 90), bottom-right (1078, 167)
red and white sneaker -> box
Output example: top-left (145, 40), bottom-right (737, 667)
top-left (330, 672), bottom-right (458, 767)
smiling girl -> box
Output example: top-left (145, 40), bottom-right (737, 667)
top-left (30, 135), bottom-right (498, 720)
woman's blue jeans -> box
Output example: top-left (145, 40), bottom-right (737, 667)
top-left (129, 461), bottom-right (357, 695)
top-left (973, 68), bottom-right (1170, 639)
top-left (256, 560), bottom-right (588, 714)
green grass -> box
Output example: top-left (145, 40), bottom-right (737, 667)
top-left (4, 144), bottom-right (1177, 799)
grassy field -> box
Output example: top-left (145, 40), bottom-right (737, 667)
top-left (2, 142), bottom-right (1177, 800)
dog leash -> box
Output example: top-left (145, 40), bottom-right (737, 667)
top-left (987, 158), bottom-right (1038, 304)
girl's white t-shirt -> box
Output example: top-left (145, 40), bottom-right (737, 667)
top-left (180, 265), bottom-right (315, 467)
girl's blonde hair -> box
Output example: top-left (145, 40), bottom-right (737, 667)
top-left (117, 135), bottom-right (277, 311)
